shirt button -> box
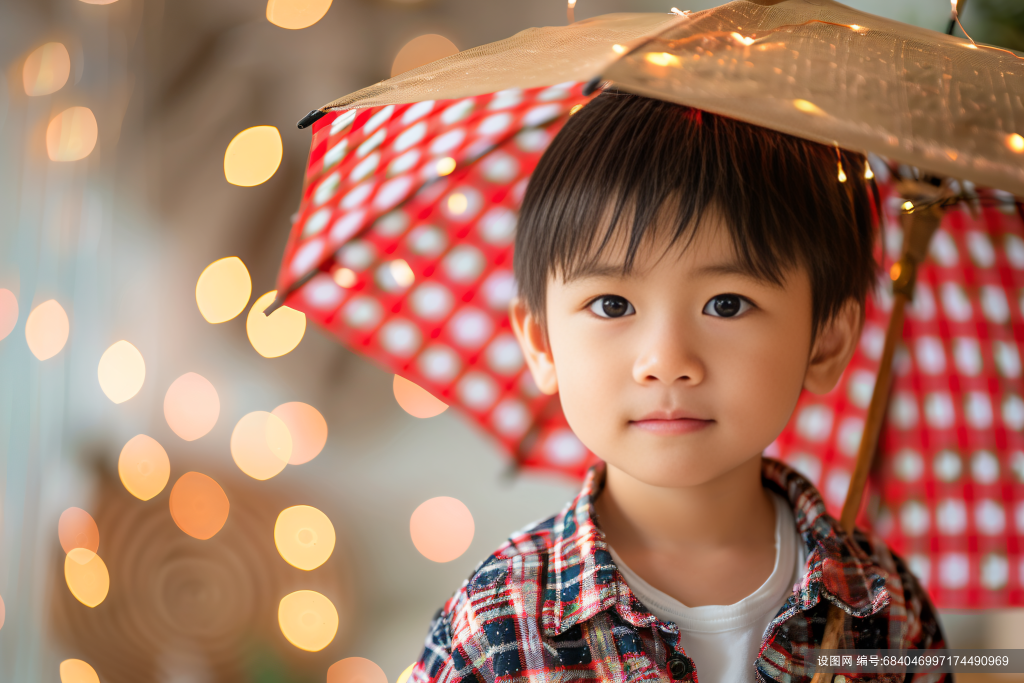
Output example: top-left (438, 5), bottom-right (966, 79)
top-left (667, 654), bottom-right (692, 680)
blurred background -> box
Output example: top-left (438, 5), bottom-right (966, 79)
top-left (0, 0), bottom-right (1022, 682)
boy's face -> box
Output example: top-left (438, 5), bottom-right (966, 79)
top-left (510, 210), bottom-right (859, 490)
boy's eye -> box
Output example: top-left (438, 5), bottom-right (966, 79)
top-left (703, 294), bottom-right (751, 318)
top-left (588, 295), bottom-right (635, 319)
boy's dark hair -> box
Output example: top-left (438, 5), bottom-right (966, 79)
top-left (513, 91), bottom-right (879, 340)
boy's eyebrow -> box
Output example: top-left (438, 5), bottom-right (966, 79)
top-left (568, 260), bottom-right (775, 284)
top-left (564, 262), bottom-right (634, 282)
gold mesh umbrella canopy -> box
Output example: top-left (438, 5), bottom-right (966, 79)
top-left (321, 0), bottom-right (1024, 195)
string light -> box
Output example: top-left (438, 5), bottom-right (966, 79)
top-left (864, 162), bottom-right (874, 180)
top-left (834, 144), bottom-right (847, 183)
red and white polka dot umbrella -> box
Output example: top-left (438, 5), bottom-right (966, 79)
top-left (274, 89), bottom-right (1024, 607)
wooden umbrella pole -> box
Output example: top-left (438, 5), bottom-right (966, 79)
top-left (809, 184), bottom-right (945, 683)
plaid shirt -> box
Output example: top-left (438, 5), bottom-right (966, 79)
top-left (411, 458), bottom-right (949, 683)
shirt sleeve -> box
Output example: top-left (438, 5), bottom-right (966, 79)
top-left (409, 601), bottom-right (457, 683)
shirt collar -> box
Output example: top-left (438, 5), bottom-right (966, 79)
top-left (539, 457), bottom-right (892, 637)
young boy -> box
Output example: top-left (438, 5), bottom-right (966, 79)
top-left (409, 92), bottom-right (948, 683)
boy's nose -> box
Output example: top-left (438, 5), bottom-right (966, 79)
top-left (630, 321), bottom-right (705, 386)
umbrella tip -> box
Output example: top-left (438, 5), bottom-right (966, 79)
top-left (263, 294), bottom-right (286, 316)
top-left (297, 109), bottom-right (326, 130)
top-left (582, 76), bottom-right (603, 96)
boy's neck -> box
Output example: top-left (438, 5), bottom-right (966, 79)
top-left (593, 454), bottom-right (778, 606)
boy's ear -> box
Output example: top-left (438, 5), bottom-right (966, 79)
top-left (508, 297), bottom-right (558, 396)
top-left (803, 298), bottom-right (863, 395)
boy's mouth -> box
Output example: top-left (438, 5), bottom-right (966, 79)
top-left (629, 410), bottom-right (713, 435)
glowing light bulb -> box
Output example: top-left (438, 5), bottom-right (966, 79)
top-left (272, 401), bottom-right (328, 464)
top-left (792, 99), bottom-right (825, 116)
top-left (864, 162), bottom-right (874, 180)
top-left (58, 508), bottom-right (100, 557)
top-left (278, 590), bottom-right (339, 651)
top-left (196, 256), bottom-right (252, 323)
top-left (389, 259), bottom-right (415, 287)
top-left (0, 289), bottom-right (19, 342)
top-left (837, 162), bottom-right (847, 183)
top-left (396, 664), bottom-right (415, 683)
top-left (274, 505), bottom-right (336, 570)
top-left (22, 42), bottom-right (70, 96)
top-left (118, 435), bottom-right (171, 501)
top-left (64, 549), bottom-right (109, 607)
top-left (645, 52), bottom-right (680, 67)
top-left (224, 126), bottom-right (283, 186)
top-left (169, 472), bottom-right (230, 540)
top-left (435, 157), bottom-right (456, 176)
top-left (231, 411), bottom-right (292, 480)
top-left (25, 299), bottom-right (69, 360)
top-left (1008, 134), bottom-right (1024, 154)
top-left (246, 291), bottom-right (306, 358)
top-left (60, 659), bottom-right (101, 683)
top-left (410, 496), bottom-right (474, 562)
top-left (902, 201), bottom-right (914, 212)
top-left (391, 34), bottom-right (459, 77)
top-left (446, 193), bottom-right (468, 215)
top-left (46, 107), bottom-right (98, 161)
top-left (393, 375), bottom-right (448, 418)
top-left (97, 340), bottom-right (145, 403)
top-left (328, 658), bottom-right (389, 683)
top-left (333, 267), bottom-right (357, 288)
top-left (164, 372), bottom-right (220, 441)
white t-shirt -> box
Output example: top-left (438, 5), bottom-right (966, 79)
top-left (608, 492), bottom-right (807, 683)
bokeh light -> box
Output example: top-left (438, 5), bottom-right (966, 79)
top-left (59, 659), bottom-right (101, 683)
top-left (164, 372), bottom-right (220, 441)
top-left (246, 291), bottom-right (306, 358)
top-left (196, 256), bottom-right (252, 323)
top-left (272, 401), bottom-right (327, 464)
top-left (391, 34), bottom-right (459, 77)
top-left (393, 375), bottom-right (448, 418)
top-left (97, 340), bottom-right (145, 403)
top-left (169, 472), bottom-right (230, 540)
top-left (0, 289), bottom-right (18, 341)
top-left (58, 507), bottom-right (99, 557)
top-left (46, 107), bottom-right (98, 162)
top-left (22, 42), bottom-right (70, 96)
top-left (118, 434), bottom-right (171, 501)
top-left (1008, 133), bottom-right (1024, 154)
top-left (231, 411), bottom-right (292, 480)
top-left (25, 299), bottom-right (69, 360)
top-left (224, 126), bottom-right (283, 186)
top-left (396, 663), bottom-right (415, 683)
top-left (274, 505), bottom-right (336, 570)
top-left (266, 0), bottom-right (332, 29)
top-left (64, 548), bottom-right (109, 607)
top-left (327, 658), bottom-right (389, 683)
top-left (278, 590), bottom-right (339, 651)
top-left (410, 497), bottom-right (474, 562)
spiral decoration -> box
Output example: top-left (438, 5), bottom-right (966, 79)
top-left (51, 465), bottom-right (354, 683)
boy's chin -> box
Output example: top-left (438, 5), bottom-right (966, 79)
top-left (604, 449), bottom-right (765, 490)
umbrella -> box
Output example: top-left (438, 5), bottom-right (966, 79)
top-left (273, 0), bottom-right (1024, 628)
